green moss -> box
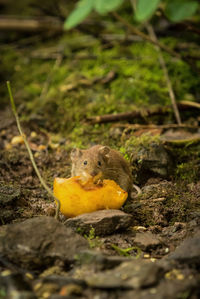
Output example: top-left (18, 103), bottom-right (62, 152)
top-left (84, 227), bottom-right (102, 248)
top-left (111, 244), bottom-right (141, 258)
top-left (175, 160), bottom-right (200, 183)
top-left (1, 26), bottom-right (200, 149)
top-left (166, 140), bottom-right (200, 184)
top-left (0, 288), bottom-right (6, 298)
top-left (123, 133), bottom-right (161, 160)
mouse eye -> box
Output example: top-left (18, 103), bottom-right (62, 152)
top-left (83, 160), bottom-right (87, 165)
top-left (98, 161), bottom-right (102, 166)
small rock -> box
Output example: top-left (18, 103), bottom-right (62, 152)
top-left (109, 127), bottom-right (123, 139)
top-left (132, 143), bottom-right (172, 183)
top-left (65, 209), bottom-right (133, 236)
top-left (168, 230), bottom-right (200, 265)
top-left (0, 184), bottom-right (21, 224)
top-left (0, 272), bottom-right (36, 299)
top-left (0, 209), bottom-right (15, 223)
top-left (0, 184), bottom-right (21, 206)
top-left (124, 276), bottom-right (200, 299)
top-left (141, 181), bottom-right (173, 200)
top-left (0, 216), bottom-right (88, 270)
top-left (41, 276), bottom-right (86, 288)
top-left (133, 226), bottom-right (148, 232)
top-left (7, 291), bottom-right (36, 299)
top-left (155, 278), bottom-right (200, 299)
top-left (85, 260), bottom-right (163, 289)
top-left (75, 250), bottom-right (130, 270)
top-left (0, 272), bottom-right (31, 291)
top-left (134, 232), bottom-right (162, 251)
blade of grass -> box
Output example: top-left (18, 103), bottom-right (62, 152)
top-left (7, 81), bottom-right (61, 219)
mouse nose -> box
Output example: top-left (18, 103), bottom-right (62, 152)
top-left (91, 170), bottom-right (98, 177)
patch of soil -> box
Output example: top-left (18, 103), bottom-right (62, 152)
top-left (0, 109), bottom-right (200, 299)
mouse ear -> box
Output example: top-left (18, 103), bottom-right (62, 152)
top-left (99, 146), bottom-right (110, 161)
top-left (70, 148), bottom-right (82, 161)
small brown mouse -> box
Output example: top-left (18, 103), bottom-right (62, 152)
top-left (70, 144), bottom-right (141, 195)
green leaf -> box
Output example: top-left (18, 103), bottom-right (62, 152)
top-left (135, 0), bottom-right (161, 22)
top-left (94, 0), bottom-right (124, 15)
top-left (64, 0), bottom-right (94, 30)
top-left (165, 0), bottom-right (198, 22)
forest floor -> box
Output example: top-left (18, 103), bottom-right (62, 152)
top-left (0, 3), bottom-right (200, 298)
top-left (1, 102), bottom-right (200, 299)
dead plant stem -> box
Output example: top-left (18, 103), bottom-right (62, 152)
top-left (146, 23), bottom-right (181, 125)
top-left (112, 11), bottom-right (181, 59)
top-left (6, 81), bottom-right (61, 219)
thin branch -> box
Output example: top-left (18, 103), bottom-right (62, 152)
top-left (112, 11), bottom-right (200, 73)
top-left (0, 15), bottom-right (63, 33)
top-left (6, 81), bottom-right (60, 220)
top-left (112, 11), bottom-right (181, 59)
top-left (87, 107), bottom-right (170, 124)
top-left (116, 123), bottom-right (199, 129)
top-left (146, 23), bottom-right (182, 125)
top-left (86, 101), bottom-right (200, 124)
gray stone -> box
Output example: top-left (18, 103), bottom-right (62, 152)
top-left (0, 184), bottom-right (21, 223)
top-left (6, 291), bottom-right (36, 299)
top-left (134, 232), bottom-right (162, 251)
top-left (41, 275), bottom-right (86, 287)
top-left (123, 277), bottom-right (200, 299)
top-left (0, 209), bottom-right (15, 223)
top-left (141, 181), bottom-right (173, 200)
top-left (0, 272), bottom-right (37, 299)
top-left (168, 230), bottom-right (200, 265)
top-left (65, 209), bottom-right (133, 236)
top-left (75, 250), bottom-right (131, 270)
top-left (84, 260), bottom-right (163, 289)
top-left (0, 184), bottom-right (20, 206)
top-left (0, 216), bottom-right (88, 270)
top-left (131, 143), bottom-right (172, 182)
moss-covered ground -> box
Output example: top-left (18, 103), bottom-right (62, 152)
top-left (1, 2), bottom-right (200, 298)
top-left (1, 20), bottom-right (200, 146)
top-left (1, 0), bottom-right (200, 222)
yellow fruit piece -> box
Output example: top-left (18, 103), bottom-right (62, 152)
top-left (53, 177), bottom-right (128, 217)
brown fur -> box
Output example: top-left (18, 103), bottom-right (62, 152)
top-left (70, 145), bottom-right (132, 193)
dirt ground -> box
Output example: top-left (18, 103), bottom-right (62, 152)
top-left (1, 106), bottom-right (200, 298)
top-left (0, 1), bottom-right (200, 297)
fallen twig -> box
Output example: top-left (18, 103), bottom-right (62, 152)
top-left (112, 11), bottom-right (181, 59)
top-left (87, 101), bottom-right (200, 124)
top-left (112, 11), bottom-right (200, 73)
top-left (0, 15), bottom-right (63, 33)
top-left (87, 107), bottom-right (169, 123)
top-left (179, 100), bottom-right (200, 109)
top-left (7, 81), bottom-right (60, 220)
top-left (111, 123), bottom-right (200, 130)
top-left (164, 137), bottom-right (200, 146)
